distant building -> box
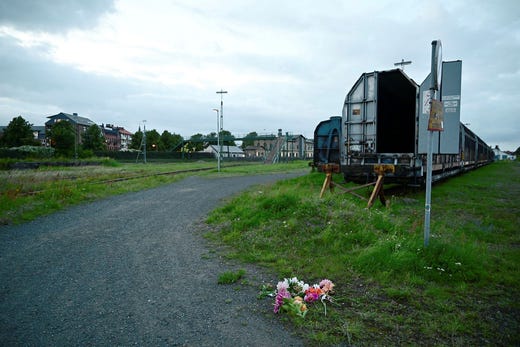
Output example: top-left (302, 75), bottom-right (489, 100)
top-left (118, 128), bottom-right (133, 150)
top-left (281, 134), bottom-right (314, 159)
top-left (101, 125), bottom-right (119, 151)
top-left (45, 112), bottom-right (96, 146)
top-left (31, 126), bottom-right (47, 145)
top-left (100, 124), bottom-right (134, 151)
top-left (203, 145), bottom-right (245, 158)
top-left (243, 145), bottom-right (266, 159)
top-left (0, 125), bottom-right (47, 146)
top-left (493, 145), bottom-right (516, 160)
top-left (245, 129), bottom-right (314, 162)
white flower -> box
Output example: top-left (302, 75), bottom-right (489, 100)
top-left (277, 280), bottom-right (289, 291)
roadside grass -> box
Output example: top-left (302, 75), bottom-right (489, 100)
top-left (217, 269), bottom-right (247, 284)
top-left (205, 161), bottom-right (520, 346)
top-left (213, 160), bottom-right (308, 175)
top-left (3, 158), bottom-right (517, 344)
top-left (0, 160), bottom-right (309, 225)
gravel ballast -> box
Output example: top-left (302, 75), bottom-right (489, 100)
top-left (0, 173), bottom-right (307, 346)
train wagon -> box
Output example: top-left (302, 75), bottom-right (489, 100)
top-left (313, 116), bottom-right (342, 169)
top-left (316, 60), bottom-right (493, 185)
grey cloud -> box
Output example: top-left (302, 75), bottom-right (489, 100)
top-left (0, 0), bottom-right (116, 32)
top-left (0, 1), bottom-right (518, 149)
top-left (0, 35), bottom-right (220, 136)
top-left (0, 35), bottom-right (146, 127)
top-left (0, 36), bottom-right (133, 108)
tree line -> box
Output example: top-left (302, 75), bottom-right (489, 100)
top-left (1, 115), bottom-right (262, 158)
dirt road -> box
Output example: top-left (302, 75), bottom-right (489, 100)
top-left (0, 173), bottom-right (306, 346)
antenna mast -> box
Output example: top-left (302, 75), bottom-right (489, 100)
top-left (394, 59), bottom-right (412, 70)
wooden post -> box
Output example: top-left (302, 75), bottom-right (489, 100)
top-left (319, 171), bottom-right (332, 198)
top-left (319, 164), bottom-right (340, 198)
top-left (367, 174), bottom-right (384, 208)
top-left (319, 164), bottom-right (391, 209)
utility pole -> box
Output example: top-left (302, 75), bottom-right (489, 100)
top-left (216, 89), bottom-right (227, 166)
top-left (394, 58), bottom-right (412, 70)
top-left (143, 120), bottom-right (147, 164)
top-left (213, 109), bottom-right (220, 172)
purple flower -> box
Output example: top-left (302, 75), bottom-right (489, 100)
top-left (304, 292), bottom-right (319, 303)
top-left (274, 288), bottom-right (291, 313)
top-left (304, 286), bottom-right (324, 303)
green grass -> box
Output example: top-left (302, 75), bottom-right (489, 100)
top-left (3, 159), bottom-right (518, 344)
top-left (217, 269), bottom-right (247, 284)
top-left (206, 161), bottom-right (520, 346)
top-left (0, 160), bottom-right (309, 225)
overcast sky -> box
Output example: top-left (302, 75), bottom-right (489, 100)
top-left (0, 0), bottom-right (518, 150)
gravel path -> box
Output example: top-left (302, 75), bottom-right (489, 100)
top-left (0, 172), bottom-right (307, 346)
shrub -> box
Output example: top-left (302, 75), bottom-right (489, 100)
top-left (0, 146), bottom-right (55, 159)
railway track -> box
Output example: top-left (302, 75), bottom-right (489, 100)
top-left (92, 166), bottom-right (215, 185)
top-left (7, 166), bottom-right (219, 198)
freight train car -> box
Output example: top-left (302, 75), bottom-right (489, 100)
top-left (341, 68), bottom-right (419, 183)
top-left (314, 60), bottom-right (493, 185)
top-left (460, 123), bottom-right (494, 168)
top-left (313, 116), bottom-right (341, 169)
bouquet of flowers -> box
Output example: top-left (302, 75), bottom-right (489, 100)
top-left (268, 277), bottom-right (335, 318)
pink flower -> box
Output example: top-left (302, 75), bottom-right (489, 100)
top-left (304, 292), bottom-right (318, 302)
top-left (304, 286), bottom-right (324, 303)
top-left (319, 279), bottom-right (335, 293)
top-left (276, 280), bottom-right (288, 292)
top-left (274, 288), bottom-right (291, 313)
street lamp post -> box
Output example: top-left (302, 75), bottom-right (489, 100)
top-left (213, 109), bottom-right (220, 172)
top-left (142, 120), bottom-right (147, 164)
top-left (216, 89), bottom-right (227, 167)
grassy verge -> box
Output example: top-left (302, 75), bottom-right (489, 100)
top-left (0, 160), bottom-right (309, 225)
top-left (206, 161), bottom-right (520, 346)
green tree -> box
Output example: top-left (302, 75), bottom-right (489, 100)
top-left (188, 133), bottom-right (205, 151)
top-left (82, 125), bottom-right (106, 151)
top-left (241, 131), bottom-right (258, 149)
top-left (220, 130), bottom-right (236, 146)
top-left (0, 115), bottom-right (39, 147)
top-left (146, 129), bottom-right (161, 151)
top-left (129, 128), bottom-right (163, 151)
top-left (130, 128), bottom-right (143, 150)
top-left (160, 130), bottom-right (183, 151)
top-left (47, 121), bottom-right (75, 157)
top-left (206, 132), bottom-right (218, 146)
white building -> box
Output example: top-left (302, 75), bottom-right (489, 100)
top-left (203, 145), bottom-right (245, 158)
top-left (493, 146), bottom-right (516, 160)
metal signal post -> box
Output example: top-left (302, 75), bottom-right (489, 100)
top-left (135, 120), bottom-right (147, 164)
top-left (216, 89), bottom-right (227, 168)
top-left (424, 40), bottom-right (443, 247)
top-left (213, 109), bottom-right (220, 172)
